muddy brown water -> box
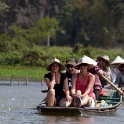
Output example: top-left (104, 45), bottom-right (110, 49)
top-left (0, 81), bottom-right (124, 124)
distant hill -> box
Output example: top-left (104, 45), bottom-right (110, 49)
top-left (0, 0), bottom-right (67, 33)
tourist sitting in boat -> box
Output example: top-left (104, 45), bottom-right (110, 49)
top-left (64, 58), bottom-right (79, 91)
top-left (44, 58), bottom-right (72, 107)
top-left (97, 55), bottom-right (112, 88)
top-left (115, 62), bottom-right (124, 88)
top-left (71, 55), bottom-right (96, 108)
top-left (111, 56), bottom-right (124, 84)
top-left (88, 65), bottom-right (102, 101)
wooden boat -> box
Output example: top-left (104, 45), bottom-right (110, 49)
top-left (120, 87), bottom-right (124, 101)
top-left (36, 89), bottom-right (122, 116)
top-left (122, 96), bottom-right (124, 101)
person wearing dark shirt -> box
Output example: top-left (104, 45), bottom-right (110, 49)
top-left (111, 56), bottom-right (124, 84)
top-left (115, 63), bottom-right (124, 88)
top-left (64, 58), bottom-right (79, 91)
top-left (44, 58), bottom-right (72, 107)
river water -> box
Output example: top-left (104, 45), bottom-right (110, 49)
top-left (0, 81), bottom-right (124, 124)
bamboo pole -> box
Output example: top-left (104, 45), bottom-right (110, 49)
top-left (26, 78), bottom-right (28, 85)
top-left (10, 75), bottom-right (14, 85)
top-left (41, 79), bottom-right (44, 86)
top-left (98, 72), bottom-right (123, 95)
top-left (18, 77), bottom-right (20, 85)
top-left (41, 90), bottom-right (48, 93)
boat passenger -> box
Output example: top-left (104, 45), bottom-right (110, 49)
top-left (97, 55), bottom-right (112, 88)
top-left (71, 55), bottom-right (96, 108)
top-left (88, 64), bottom-right (102, 101)
top-left (111, 56), bottom-right (124, 84)
top-left (64, 58), bottom-right (79, 91)
top-left (115, 62), bottom-right (124, 88)
top-left (44, 58), bottom-right (72, 107)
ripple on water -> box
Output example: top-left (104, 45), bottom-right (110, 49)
top-left (0, 81), bottom-right (124, 124)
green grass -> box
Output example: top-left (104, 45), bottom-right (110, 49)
top-left (0, 65), bottom-right (48, 81)
top-left (0, 46), bottom-right (124, 81)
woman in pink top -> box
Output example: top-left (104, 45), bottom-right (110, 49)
top-left (71, 56), bottom-right (96, 108)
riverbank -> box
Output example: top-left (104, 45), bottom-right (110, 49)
top-left (0, 65), bottom-right (48, 81)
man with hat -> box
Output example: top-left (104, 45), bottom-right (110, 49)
top-left (97, 55), bottom-right (112, 88)
top-left (64, 58), bottom-right (79, 91)
top-left (115, 62), bottom-right (124, 88)
top-left (111, 56), bottom-right (124, 84)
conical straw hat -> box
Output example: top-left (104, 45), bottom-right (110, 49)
top-left (74, 55), bottom-right (97, 69)
top-left (97, 55), bottom-right (110, 66)
top-left (111, 56), bottom-right (124, 65)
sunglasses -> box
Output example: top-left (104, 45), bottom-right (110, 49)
top-left (66, 65), bottom-right (74, 69)
top-left (102, 59), bottom-right (108, 63)
top-left (78, 63), bottom-right (88, 67)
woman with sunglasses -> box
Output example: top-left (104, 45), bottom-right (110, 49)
top-left (71, 56), bottom-right (96, 108)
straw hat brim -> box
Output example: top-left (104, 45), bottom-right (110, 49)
top-left (74, 63), bottom-right (96, 70)
top-left (74, 62), bottom-right (86, 69)
top-left (74, 55), bottom-right (97, 69)
top-left (97, 56), bottom-right (110, 66)
top-left (111, 56), bottom-right (124, 65)
top-left (46, 62), bottom-right (65, 71)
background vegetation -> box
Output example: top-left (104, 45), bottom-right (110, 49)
top-left (0, 45), bottom-right (124, 81)
top-left (0, 0), bottom-right (124, 48)
top-left (0, 0), bottom-right (124, 80)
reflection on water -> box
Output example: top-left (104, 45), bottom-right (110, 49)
top-left (44, 115), bottom-right (95, 124)
top-left (0, 81), bottom-right (124, 124)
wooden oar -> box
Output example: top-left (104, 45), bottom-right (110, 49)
top-left (41, 90), bottom-right (48, 93)
top-left (98, 72), bottom-right (123, 95)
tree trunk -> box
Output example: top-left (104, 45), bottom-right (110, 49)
top-left (47, 33), bottom-right (50, 46)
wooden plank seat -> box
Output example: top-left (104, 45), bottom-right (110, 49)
top-left (99, 97), bottom-right (120, 100)
top-left (97, 100), bottom-right (119, 105)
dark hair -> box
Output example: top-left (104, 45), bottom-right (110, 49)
top-left (119, 64), bottom-right (124, 71)
top-left (78, 63), bottom-right (88, 67)
top-left (50, 63), bottom-right (61, 71)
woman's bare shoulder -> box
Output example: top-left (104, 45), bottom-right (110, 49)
top-left (72, 73), bottom-right (78, 79)
top-left (89, 72), bottom-right (95, 78)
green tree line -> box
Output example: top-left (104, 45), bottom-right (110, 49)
top-left (0, 0), bottom-right (124, 66)
top-left (0, 0), bottom-right (124, 48)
